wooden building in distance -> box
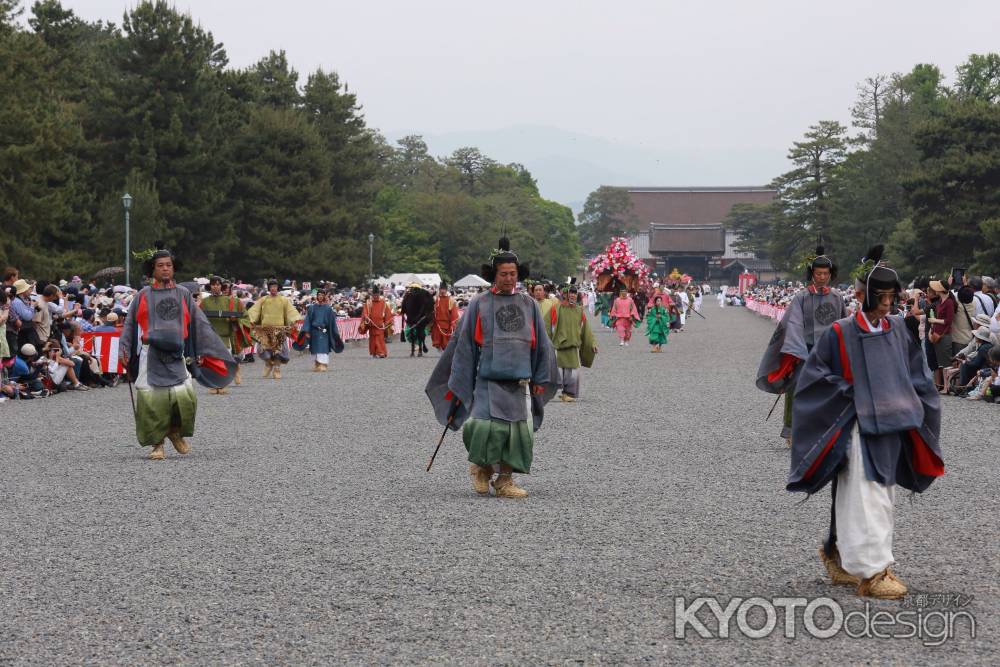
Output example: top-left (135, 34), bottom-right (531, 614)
top-left (622, 186), bottom-right (777, 281)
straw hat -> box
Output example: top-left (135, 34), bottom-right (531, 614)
top-left (13, 279), bottom-right (31, 295)
top-left (20, 343), bottom-right (37, 356)
top-left (928, 280), bottom-right (947, 294)
top-left (104, 312), bottom-right (119, 323)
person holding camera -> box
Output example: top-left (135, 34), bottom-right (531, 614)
top-left (926, 280), bottom-right (956, 392)
top-left (41, 340), bottom-right (87, 391)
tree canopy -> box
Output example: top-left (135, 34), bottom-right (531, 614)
top-left (0, 0), bottom-right (581, 285)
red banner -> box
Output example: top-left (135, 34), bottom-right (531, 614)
top-left (81, 331), bottom-right (125, 374)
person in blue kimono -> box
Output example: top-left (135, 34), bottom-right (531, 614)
top-left (788, 245), bottom-right (943, 600)
top-left (297, 290), bottom-right (344, 372)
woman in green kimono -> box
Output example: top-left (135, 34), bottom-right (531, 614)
top-left (645, 296), bottom-right (673, 352)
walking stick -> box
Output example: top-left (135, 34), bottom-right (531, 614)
top-left (426, 399), bottom-right (460, 472)
top-left (765, 391), bottom-right (783, 421)
top-left (126, 376), bottom-right (137, 416)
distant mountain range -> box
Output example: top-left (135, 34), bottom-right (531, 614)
top-left (385, 125), bottom-right (788, 216)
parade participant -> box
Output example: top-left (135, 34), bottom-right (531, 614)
top-left (546, 282), bottom-right (596, 402)
top-left (360, 289), bottom-right (394, 359)
top-left (608, 289), bottom-right (640, 346)
top-left (685, 283), bottom-right (698, 318)
top-left (595, 291), bottom-right (612, 328)
top-left (718, 287), bottom-right (727, 308)
top-left (297, 289), bottom-right (344, 371)
top-left (788, 245), bottom-right (943, 599)
top-left (400, 282), bottom-right (434, 357)
top-left (757, 247), bottom-right (847, 444)
top-left (675, 288), bottom-right (689, 330)
top-left (246, 279), bottom-right (300, 380)
top-left (425, 235), bottom-right (557, 498)
top-left (119, 244), bottom-right (237, 460)
top-left (431, 284), bottom-right (460, 352)
top-left (645, 296), bottom-right (673, 353)
top-left (200, 276), bottom-right (250, 392)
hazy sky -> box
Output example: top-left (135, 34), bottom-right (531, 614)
top-left (50, 1), bottom-right (1000, 173)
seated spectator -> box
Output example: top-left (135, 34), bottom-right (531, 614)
top-left (956, 327), bottom-right (994, 388)
top-left (77, 308), bottom-right (96, 332)
top-left (93, 311), bottom-right (119, 332)
top-left (41, 340), bottom-right (88, 392)
top-left (10, 343), bottom-right (49, 398)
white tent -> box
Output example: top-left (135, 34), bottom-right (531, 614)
top-left (454, 273), bottom-right (490, 288)
top-left (384, 272), bottom-right (443, 288)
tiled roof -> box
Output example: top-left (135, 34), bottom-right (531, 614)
top-left (649, 224), bottom-right (725, 254)
top-left (623, 187), bottom-right (776, 227)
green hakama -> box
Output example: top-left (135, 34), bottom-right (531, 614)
top-left (463, 418), bottom-right (534, 474)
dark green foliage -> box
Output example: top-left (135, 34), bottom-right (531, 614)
top-left (0, 1), bottom-right (581, 284)
top-left (576, 186), bottom-right (637, 255)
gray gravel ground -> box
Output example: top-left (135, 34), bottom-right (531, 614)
top-left (1, 304), bottom-right (997, 665)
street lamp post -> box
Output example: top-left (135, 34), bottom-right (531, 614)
top-left (368, 233), bottom-right (374, 283)
top-left (122, 193), bottom-right (133, 286)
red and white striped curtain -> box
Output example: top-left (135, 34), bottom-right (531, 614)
top-left (81, 331), bottom-right (126, 374)
top-left (745, 299), bottom-right (786, 322)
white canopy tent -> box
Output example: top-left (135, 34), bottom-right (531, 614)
top-left (453, 274), bottom-right (490, 289)
top-left (382, 272), bottom-right (443, 289)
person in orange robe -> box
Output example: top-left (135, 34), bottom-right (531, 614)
top-left (430, 284), bottom-right (461, 351)
top-left (361, 291), bottom-right (394, 358)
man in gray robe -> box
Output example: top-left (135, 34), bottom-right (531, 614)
top-left (788, 245), bottom-right (943, 599)
top-left (426, 236), bottom-right (557, 498)
top-left (120, 244), bottom-right (237, 461)
top-left (756, 247), bottom-right (846, 443)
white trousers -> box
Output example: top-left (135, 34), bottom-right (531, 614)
top-left (313, 353), bottom-right (330, 364)
top-left (836, 427), bottom-right (895, 579)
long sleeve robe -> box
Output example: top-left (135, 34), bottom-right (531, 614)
top-left (426, 290), bottom-right (557, 433)
top-left (788, 312), bottom-right (944, 495)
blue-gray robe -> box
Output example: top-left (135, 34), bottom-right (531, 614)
top-left (300, 303), bottom-right (344, 355)
top-left (426, 290), bottom-right (557, 431)
top-left (756, 287), bottom-right (847, 394)
top-left (788, 312), bottom-right (944, 495)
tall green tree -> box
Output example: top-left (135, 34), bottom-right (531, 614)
top-left (768, 121), bottom-right (848, 268)
top-left (87, 0), bottom-right (233, 274)
top-left (905, 101), bottom-right (1000, 274)
top-left (722, 202), bottom-right (776, 259)
top-left (576, 186), bottom-right (636, 255)
top-left (226, 107), bottom-right (333, 280)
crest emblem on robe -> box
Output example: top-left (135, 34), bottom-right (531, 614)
top-left (815, 302), bottom-right (839, 326)
top-left (495, 304), bottom-right (525, 332)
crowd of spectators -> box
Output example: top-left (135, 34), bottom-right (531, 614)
top-left (1, 267), bottom-right (486, 404)
top-left (742, 275), bottom-right (1000, 404)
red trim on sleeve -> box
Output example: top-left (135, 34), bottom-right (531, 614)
top-left (804, 428), bottom-right (842, 480)
top-left (531, 317), bottom-right (537, 350)
top-left (832, 322), bottom-right (853, 384)
top-left (909, 430), bottom-right (944, 477)
top-left (198, 355), bottom-right (227, 376)
top-left (181, 296), bottom-right (190, 340)
top-left (136, 293), bottom-right (149, 342)
top-left (474, 314), bottom-right (483, 346)
top-left (767, 353), bottom-right (798, 383)
top-left (444, 390), bottom-right (454, 402)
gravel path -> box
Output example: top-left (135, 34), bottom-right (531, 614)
top-left (1, 304), bottom-right (996, 664)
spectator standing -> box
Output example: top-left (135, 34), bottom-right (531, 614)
top-left (926, 280), bottom-right (956, 392)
